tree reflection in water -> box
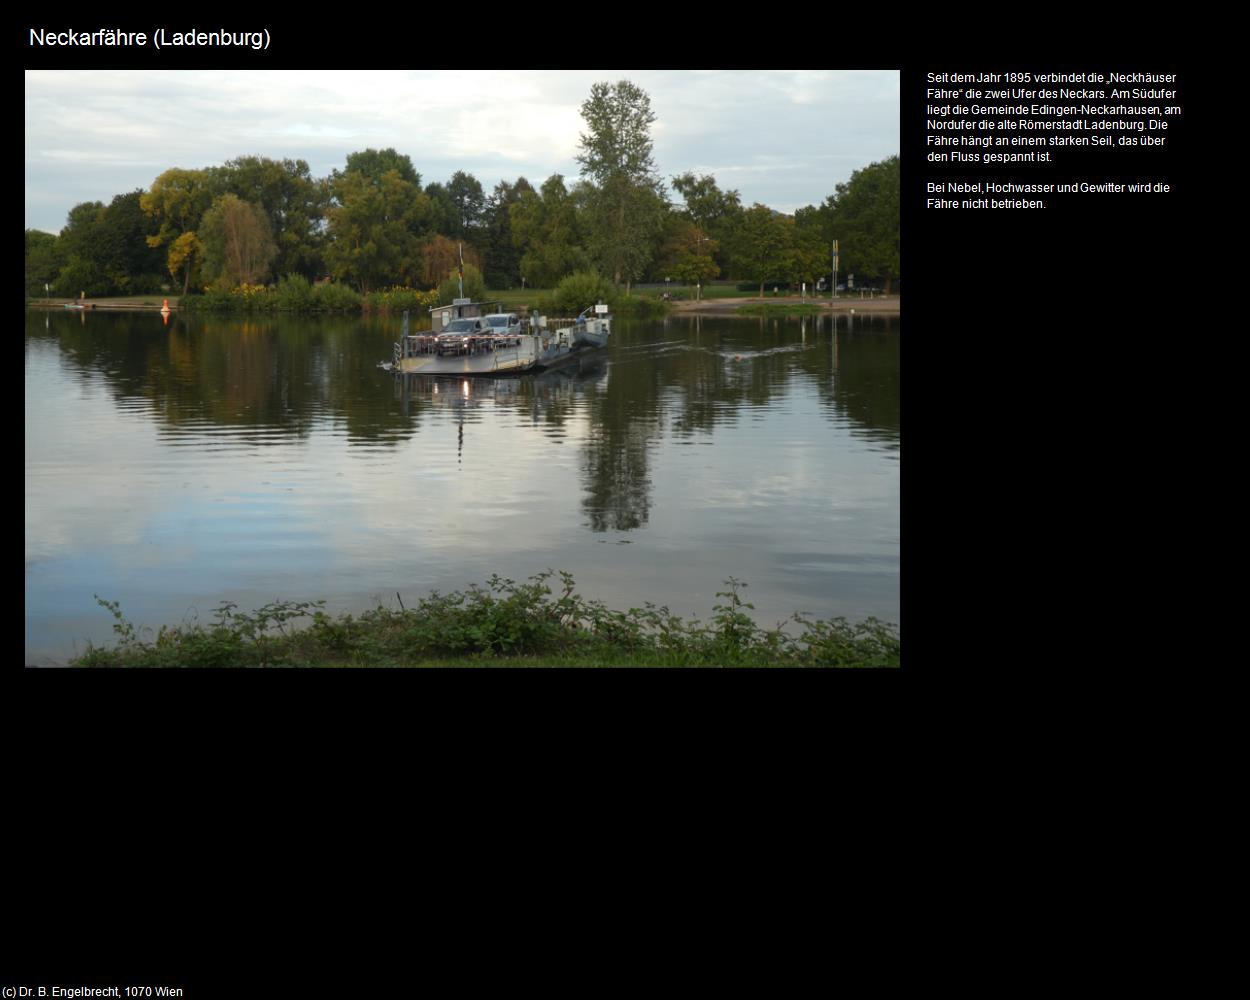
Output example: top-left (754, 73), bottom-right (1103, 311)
top-left (29, 308), bottom-right (898, 534)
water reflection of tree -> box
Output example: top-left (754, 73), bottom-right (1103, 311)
top-left (29, 310), bottom-right (900, 530)
top-left (794, 315), bottom-right (900, 447)
top-left (29, 310), bottom-right (422, 448)
top-left (579, 357), bottom-right (661, 532)
top-left (577, 316), bottom-right (902, 532)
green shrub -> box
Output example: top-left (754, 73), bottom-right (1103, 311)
top-left (613, 295), bottom-right (669, 318)
top-left (364, 286), bottom-right (440, 314)
top-left (73, 572), bottom-right (900, 668)
top-left (312, 282), bottom-right (363, 312)
top-left (551, 271), bottom-right (616, 315)
top-left (272, 274), bottom-right (315, 312)
top-left (186, 287), bottom-right (237, 311)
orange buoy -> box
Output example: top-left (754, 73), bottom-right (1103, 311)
top-left (160, 298), bottom-right (171, 315)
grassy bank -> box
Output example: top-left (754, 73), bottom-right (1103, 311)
top-left (73, 571), bottom-right (899, 668)
top-left (487, 288), bottom-right (551, 311)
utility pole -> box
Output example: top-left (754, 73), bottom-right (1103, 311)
top-left (832, 239), bottom-right (839, 301)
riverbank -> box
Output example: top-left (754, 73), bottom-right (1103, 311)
top-left (670, 295), bottom-right (900, 317)
top-left (28, 296), bottom-right (177, 311)
top-left (71, 571), bottom-right (899, 668)
top-left (27, 293), bottom-right (898, 319)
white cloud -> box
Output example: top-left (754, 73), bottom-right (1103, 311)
top-left (25, 69), bottom-right (899, 232)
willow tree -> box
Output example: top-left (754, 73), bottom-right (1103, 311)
top-left (575, 80), bottom-right (667, 293)
top-left (210, 156), bottom-right (326, 280)
top-left (199, 193), bottom-right (279, 287)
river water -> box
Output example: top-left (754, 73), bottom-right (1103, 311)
top-left (24, 307), bottom-right (899, 665)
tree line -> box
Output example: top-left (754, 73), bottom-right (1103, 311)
top-left (25, 81), bottom-right (900, 300)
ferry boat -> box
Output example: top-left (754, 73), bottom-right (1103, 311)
top-left (378, 299), bottom-right (610, 377)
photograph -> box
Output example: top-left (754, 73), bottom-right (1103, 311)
top-left (24, 69), bottom-right (901, 667)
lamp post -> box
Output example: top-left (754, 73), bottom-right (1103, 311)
top-left (831, 239), bottom-right (839, 301)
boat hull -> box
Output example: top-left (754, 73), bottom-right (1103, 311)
top-left (391, 334), bottom-right (602, 378)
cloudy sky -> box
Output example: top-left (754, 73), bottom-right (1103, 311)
top-left (24, 69), bottom-right (899, 234)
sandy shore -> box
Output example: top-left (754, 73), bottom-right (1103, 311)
top-left (669, 295), bottom-right (899, 316)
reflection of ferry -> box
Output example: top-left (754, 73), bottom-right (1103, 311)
top-left (391, 363), bottom-right (608, 465)
top-left (390, 355), bottom-right (605, 417)
top-left (392, 359), bottom-right (606, 410)
top-left (377, 299), bottom-right (610, 377)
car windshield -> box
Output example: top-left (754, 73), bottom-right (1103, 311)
top-left (485, 315), bottom-right (512, 328)
top-left (443, 319), bottom-right (478, 333)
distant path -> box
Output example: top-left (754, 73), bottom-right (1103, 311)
top-left (28, 297), bottom-right (175, 311)
top-left (669, 295), bottom-right (899, 316)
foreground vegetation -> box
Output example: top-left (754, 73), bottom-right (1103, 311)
top-left (73, 571), bottom-right (899, 668)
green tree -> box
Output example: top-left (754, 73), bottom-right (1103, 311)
top-left (733, 204), bottom-right (795, 297)
top-left (324, 155), bottom-right (430, 294)
top-left (211, 156), bottom-right (326, 280)
top-left (342, 148), bottom-right (421, 187)
top-left (167, 231), bottom-right (205, 292)
top-left (446, 170), bottom-right (485, 238)
top-left (790, 223), bottom-right (830, 294)
top-left (671, 172), bottom-right (742, 233)
top-left (97, 190), bottom-right (167, 292)
top-left (25, 229), bottom-right (65, 297)
top-left (54, 201), bottom-right (110, 295)
top-left (511, 174), bottom-right (592, 289)
top-left (424, 182), bottom-right (459, 236)
top-left (200, 193), bottom-right (279, 287)
top-left (141, 168), bottom-right (217, 294)
top-left (576, 80), bottom-right (667, 292)
top-left (481, 177), bottom-right (533, 288)
top-left (827, 156), bottom-right (900, 293)
top-left (671, 172), bottom-right (743, 278)
top-left (661, 222), bottom-right (719, 286)
top-left (52, 192), bottom-right (167, 296)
